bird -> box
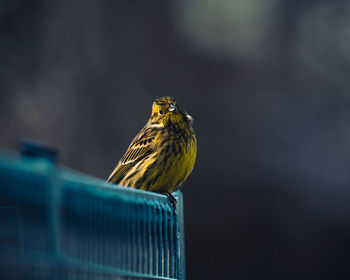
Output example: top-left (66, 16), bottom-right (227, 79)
top-left (107, 96), bottom-right (196, 203)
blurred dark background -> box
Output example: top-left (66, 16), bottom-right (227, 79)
top-left (1, 0), bottom-right (350, 279)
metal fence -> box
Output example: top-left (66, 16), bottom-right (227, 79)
top-left (0, 141), bottom-right (185, 279)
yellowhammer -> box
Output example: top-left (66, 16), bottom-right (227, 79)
top-left (107, 96), bottom-right (196, 199)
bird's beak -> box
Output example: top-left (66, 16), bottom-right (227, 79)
top-left (186, 114), bottom-right (193, 123)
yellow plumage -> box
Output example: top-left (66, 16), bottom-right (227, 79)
top-left (107, 97), bottom-right (197, 194)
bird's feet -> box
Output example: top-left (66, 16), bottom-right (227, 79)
top-left (165, 193), bottom-right (177, 211)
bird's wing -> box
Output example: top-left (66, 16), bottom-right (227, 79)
top-left (107, 126), bottom-right (156, 184)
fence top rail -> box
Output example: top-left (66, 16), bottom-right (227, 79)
top-left (0, 147), bottom-right (182, 209)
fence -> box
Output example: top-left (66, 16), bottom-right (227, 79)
top-left (0, 141), bottom-right (185, 279)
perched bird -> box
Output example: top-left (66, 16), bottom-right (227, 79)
top-left (107, 97), bottom-right (196, 200)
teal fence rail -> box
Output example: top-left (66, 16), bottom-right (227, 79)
top-left (0, 141), bottom-right (185, 279)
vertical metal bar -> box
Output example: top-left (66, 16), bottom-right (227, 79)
top-left (127, 201), bottom-right (132, 273)
top-left (158, 205), bottom-right (163, 276)
top-left (48, 165), bottom-right (62, 279)
top-left (141, 202), bottom-right (147, 275)
top-left (163, 207), bottom-right (169, 278)
top-left (131, 202), bottom-right (136, 273)
top-left (174, 212), bottom-right (179, 279)
top-left (137, 202), bottom-right (142, 273)
top-left (122, 198), bottom-right (128, 272)
top-left (169, 205), bottom-right (175, 278)
top-left (89, 194), bottom-right (93, 266)
top-left (147, 204), bottom-right (153, 275)
top-left (116, 198), bottom-right (122, 270)
top-left (176, 190), bottom-right (186, 280)
top-left (153, 204), bottom-right (159, 276)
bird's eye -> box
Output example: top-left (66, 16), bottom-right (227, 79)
top-left (158, 109), bottom-right (164, 115)
top-left (169, 104), bottom-right (177, 112)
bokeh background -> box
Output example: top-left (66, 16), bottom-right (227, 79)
top-left (1, 1), bottom-right (350, 279)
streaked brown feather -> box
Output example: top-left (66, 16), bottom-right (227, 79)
top-left (107, 125), bottom-right (156, 183)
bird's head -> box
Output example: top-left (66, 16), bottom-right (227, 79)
top-left (150, 96), bottom-right (193, 128)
